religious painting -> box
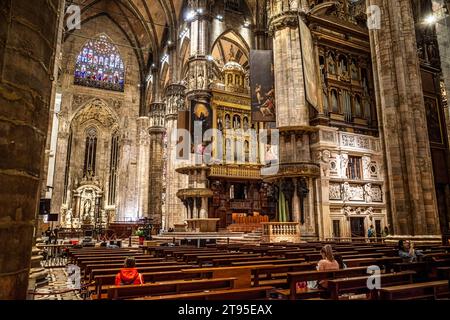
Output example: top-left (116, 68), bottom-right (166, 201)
top-left (250, 50), bottom-right (276, 122)
top-left (190, 100), bottom-right (213, 154)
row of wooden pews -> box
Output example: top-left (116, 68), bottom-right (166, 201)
top-left (68, 241), bottom-right (450, 300)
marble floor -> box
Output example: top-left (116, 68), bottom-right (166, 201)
top-left (32, 268), bottom-right (83, 300)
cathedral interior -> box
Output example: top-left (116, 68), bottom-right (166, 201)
top-left (1, 0), bottom-right (450, 301)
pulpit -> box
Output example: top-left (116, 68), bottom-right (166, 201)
top-left (185, 218), bottom-right (220, 232)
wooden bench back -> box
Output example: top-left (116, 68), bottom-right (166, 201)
top-left (107, 277), bottom-right (236, 300)
top-left (133, 286), bottom-right (274, 300)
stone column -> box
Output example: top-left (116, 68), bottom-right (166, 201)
top-left (175, 0), bottom-right (214, 220)
top-left (368, 0), bottom-right (441, 240)
top-left (137, 116), bottom-right (150, 218)
top-left (265, 2), bottom-right (320, 227)
top-left (432, 1), bottom-right (450, 143)
top-left (0, 0), bottom-right (61, 299)
top-left (164, 84), bottom-right (188, 228)
top-left (148, 103), bottom-right (165, 227)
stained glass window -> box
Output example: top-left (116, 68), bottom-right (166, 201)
top-left (74, 35), bottom-right (125, 92)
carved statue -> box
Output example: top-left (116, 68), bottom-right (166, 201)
top-left (350, 60), bottom-right (358, 80)
top-left (198, 72), bottom-right (205, 89)
top-left (317, 150), bottom-right (331, 177)
top-left (342, 182), bottom-right (351, 202)
top-left (364, 183), bottom-right (373, 203)
top-left (327, 52), bottom-right (336, 75)
top-left (340, 154), bottom-right (349, 178)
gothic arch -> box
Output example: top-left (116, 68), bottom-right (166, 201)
top-left (70, 98), bottom-right (120, 132)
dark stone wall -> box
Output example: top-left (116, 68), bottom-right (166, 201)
top-left (0, 0), bottom-right (60, 299)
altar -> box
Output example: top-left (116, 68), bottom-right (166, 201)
top-left (185, 218), bottom-right (220, 232)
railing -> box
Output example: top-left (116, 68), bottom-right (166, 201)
top-left (210, 165), bottom-right (261, 179)
top-left (261, 222), bottom-right (301, 243)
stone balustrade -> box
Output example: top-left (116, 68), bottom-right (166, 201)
top-left (261, 222), bottom-right (301, 243)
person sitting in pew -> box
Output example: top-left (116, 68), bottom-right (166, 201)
top-left (115, 257), bottom-right (144, 286)
top-left (398, 240), bottom-right (424, 262)
top-left (317, 245), bottom-right (340, 289)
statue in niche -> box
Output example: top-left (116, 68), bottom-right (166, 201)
top-left (350, 60), bottom-right (358, 80)
top-left (317, 150), bottom-right (331, 177)
top-left (340, 154), bottom-right (349, 178)
top-left (327, 52), bottom-right (336, 75)
top-left (225, 114), bottom-right (231, 129)
top-left (189, 72), bottom-right (196, 89)
top-left (342, 182), bottom-right (351, 202)
top-left (364, 183), bottom-right (373, 203)
top-left (198, 72), bottom-right (205, 89)
top-left (362, 156), bottom-right (371, 178)
top-left (217, 117), bottom-right (223, 132)
top-left (228, 45), bottom-right (236, 62)
top-left (331, 90), bottom-right (339, 112)
top-left (339, 56), bottom-right (349, 79)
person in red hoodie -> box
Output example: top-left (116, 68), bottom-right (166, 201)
top-left (115, 257), bottom-right (144, 286)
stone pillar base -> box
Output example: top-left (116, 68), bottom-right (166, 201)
top-left (385, 235), bottom-right (443, 246)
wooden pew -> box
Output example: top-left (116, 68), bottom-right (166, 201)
top-left (196, 253), bottom-right (261, 267)
top-left (327, 271), bottom-right (415, 300)
top-left (212, 256), bottom-right (305, 267)
top-left (231, 258), bottom-right (306, 267)
top-left (92, 264), bottom-right (193, 296)
top-left (182, 252), bottom-right (250, 264)
top-left (143, 270), bottom-right (213, 283)
top-left (344, 256), bottom-right (403, 269)
top-left (252, 263), bottom-right (317, 287)
top-left (278, 267), bottom-right (370, 300)
top-left (73, 252), bottom-right (143, 264)
top-left (90, 264), bottom-right (191, 282)
top-left (107, 277), bottom-right (236, 300)
top-left (85, 261), bottom-right (177, 280)
top-left (378, 280), bottom-right (449, 300)
top-left (133, 286), bottom-right (274, 300)
top-left (79, 257), bottom-right (163, 271)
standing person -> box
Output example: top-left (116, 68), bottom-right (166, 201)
top-left (53, 226), bottom-right (59, 243)
top-left (115, 257), bottom-right (144, 286)
top-left (368, 225), bottom-right (375, 242)
top-left (44, 227), bottom-right (51, 244)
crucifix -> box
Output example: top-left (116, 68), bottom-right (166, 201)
top-left (297, 178), bottom-right (309, 225)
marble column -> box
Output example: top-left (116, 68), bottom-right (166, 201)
top-left (265, 2), bottom-right (320, 229)
top-left (164, 84), bottom-right (188, 228)
top-left (148, 103), bottom-right (166, 227)
top-left (137, 116), bottom-right (150, 218)
top-left (0, 0), bottom-right (61, 299)
top-left (368, 0), bottom-right (441, 239)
